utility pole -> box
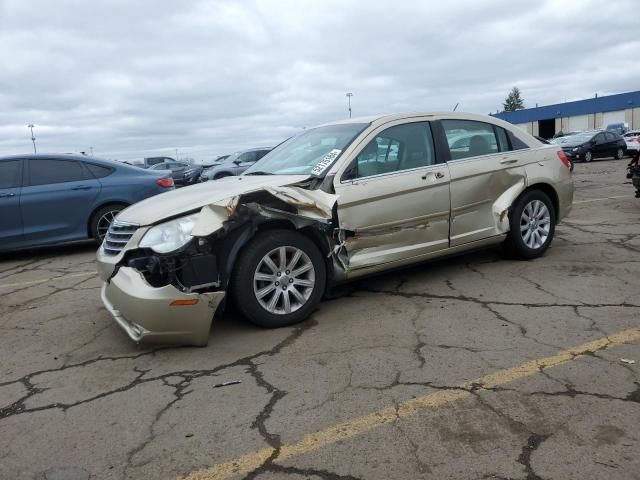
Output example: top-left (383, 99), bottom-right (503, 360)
top-left (27, 124), bottom-right (36, 153)
top-left (346, 92), bottom-right (353, 118)
top-left (175, 148), bottom-right (179, 161)
top-left (89, 146), bottom-right (93, 156)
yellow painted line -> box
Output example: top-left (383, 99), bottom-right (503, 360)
top-left (573, 195), bottom-right (632, 204)
top-left (0, 271), bottom-right (96, 289)
top-left (180, 327), bottom-right (640, 480)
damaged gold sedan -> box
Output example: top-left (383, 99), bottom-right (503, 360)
top-left (97, 113), bottom-right (573, 346)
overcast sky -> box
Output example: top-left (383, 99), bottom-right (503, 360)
top-left (1, 0), bottom-right (639, 161)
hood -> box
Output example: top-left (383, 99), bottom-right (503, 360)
top-left (118, 174), bottom-right (310, 226)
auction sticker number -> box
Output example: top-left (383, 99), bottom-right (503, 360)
top-left (311, 149), bottom-right (341, 176)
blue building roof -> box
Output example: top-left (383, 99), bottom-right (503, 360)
top-left (493, 90), bottom-right (640, 124)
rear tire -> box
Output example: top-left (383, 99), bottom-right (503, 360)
top-left (90, 204), bottom-right (126, 243)
top-left (503, 190), bottom-right (556, 260)
top-left (615, 148), bottom-right (624, 160)
top-left (231, 229), bottom-right (326, 328)
top-left (214, 172), bottom-right (233, 180)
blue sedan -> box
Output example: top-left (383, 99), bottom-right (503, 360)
top-left (0, 153), bottom-right (175, 252)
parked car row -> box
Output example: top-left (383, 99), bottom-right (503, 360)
top-left (199, 147), bottom-right (272, 181)
top-left (549, 130), bottom-right (627, 162)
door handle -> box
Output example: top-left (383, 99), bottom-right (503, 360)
top-left (0, 192), bottom-right (15, 198)
top-left (72, 185), bottom-right (92, 190)
top-left (421, 171), bottom-right (445, 180)
top-left (500, 158), bottom-right (518, 164)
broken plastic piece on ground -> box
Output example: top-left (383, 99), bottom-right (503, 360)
top-left (213, 380), bottom-right (242, 388)
top-left (619, 358), bottom-right (635, 364)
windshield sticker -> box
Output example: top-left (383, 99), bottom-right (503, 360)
top-left (311, 149), bottom-right (342, 176)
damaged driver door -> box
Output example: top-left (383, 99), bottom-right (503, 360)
top-left (334, 120), bottom-right (451, 272)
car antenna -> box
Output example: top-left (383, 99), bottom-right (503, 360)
top-left (452, 102), bottom-right (459, 112)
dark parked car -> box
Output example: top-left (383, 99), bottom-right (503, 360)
top-left (149, 161), bottom-right (202, 186)
top-left (550, 131), bottom-right (626, 163)
top-left (143, 156), bottom-right (175, 168)
top-left (0, 153), bottom-right (174, 253)
top-left (200, 147), bottom-right (272, 181)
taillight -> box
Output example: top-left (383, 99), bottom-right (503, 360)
top-left (557, 150), bottom-right (571, 169)
top-left (156, 177), bottom-right (174, 188)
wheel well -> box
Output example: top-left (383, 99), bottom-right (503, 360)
top-left (524, 183), bottom-right (559, 222)
top-left (87, 202), bottom-right (129, 238)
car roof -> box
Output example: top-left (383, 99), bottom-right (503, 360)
top-left (316, 111), bottom-right (524, 129)
top-left (0, 153), bottom-right (128, 168)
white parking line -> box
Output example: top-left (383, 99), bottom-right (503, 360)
top-left (573, 195), bottom-right (633, 204)
top-left (0, 271), bottom-right (97, 289)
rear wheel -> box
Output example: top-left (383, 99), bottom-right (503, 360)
top-left (90, 204), bottom-right (126, 243)
top-left (231, 229), bottom-right (326, 328)
top-left (214, 172), bottom-right (232, 180)
top-left (615, 148), bottom-right (624, 160)
top-left (503, 190), bottom-right (556, 260)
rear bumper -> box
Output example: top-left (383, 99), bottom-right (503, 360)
top-left (555, 177), bottom-right (574, 222)
top-left (101, 267), bottom-right (225, 346)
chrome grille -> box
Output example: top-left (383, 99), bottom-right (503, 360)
top-left (103, 220), bottom-right (139, 255)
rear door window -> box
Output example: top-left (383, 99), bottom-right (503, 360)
top-left (28, 159), bottom-right (89, 186)
top-left (441, 120), bottom-right (499, 160)
top-left (0, 160), bottom-right (22, 189)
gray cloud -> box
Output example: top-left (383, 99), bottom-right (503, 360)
top-left (1, 0), bottom-right (639, 160)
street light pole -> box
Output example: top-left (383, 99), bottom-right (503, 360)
top-left (27, 124), bottom-right (36, 153)
top-left (346, 92), bottom-right (353, 118)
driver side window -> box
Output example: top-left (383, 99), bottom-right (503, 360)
top-left (238, 152), bottom-right (258, 163)
top-left (352, 122), bottom-right (435, 178)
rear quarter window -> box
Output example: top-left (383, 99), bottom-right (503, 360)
top-left (85, 163), bottom-right (114, 178)
top-left (507, 130), bottom-right (530, 150)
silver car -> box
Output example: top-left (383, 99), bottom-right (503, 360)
top-left (97, 112), bottom-right (573, 346)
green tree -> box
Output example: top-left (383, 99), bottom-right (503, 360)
top-left (503, 87), bottom-right (524, 112)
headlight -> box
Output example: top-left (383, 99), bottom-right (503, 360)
top-left (572, 147), bottom-right (580, 152)
top-left (139, 214), bottom-right (198, 253)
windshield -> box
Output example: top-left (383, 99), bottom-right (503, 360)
top-left (243, 123), bottom-right (368, 176)
top-left (550, 133), bottom-right (593, 144)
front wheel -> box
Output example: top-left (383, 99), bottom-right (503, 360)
top-left (584, 150), bottom-right (593, 162)
top-left (231, 229), bottom-right (326, 328)
top-left (503, 190), bottom-right (556, 260)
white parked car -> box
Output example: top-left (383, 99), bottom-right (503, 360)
top-left (622, 130), bottom-right (640, 154)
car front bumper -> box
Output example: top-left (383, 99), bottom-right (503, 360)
top-left (101, 266), bottom-right (225, 346)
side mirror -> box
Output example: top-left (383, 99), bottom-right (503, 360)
top-left (590, 139), bottom-right (597, 145)
top-left (233, 159), bottom-right (242, 165)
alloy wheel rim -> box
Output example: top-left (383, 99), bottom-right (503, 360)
top-left (97, 210), bottom-right (120, 241)
top-left (585, 151), bottom-right (592, 162)
top-left (617, 149), bottom-right (623, 159)
top-left (253, 246), bottom-right (315, 314)
top-left (520, 200), bottom-right (551, 249)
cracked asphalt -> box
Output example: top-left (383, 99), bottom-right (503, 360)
top-left (1, 159), bottom-right (639, 480)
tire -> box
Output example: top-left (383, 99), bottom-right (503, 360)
top-left (584, 150), bottom-right (593, 162)
top-left (90, 204), bottom-right (126, 243)
top-left (231, 229), bottom-right (326, 328)
top-left (615, 148), bottom-right (624, 160)
top-left (214, 172), bottom-right (232, 180)
top-left (503, 190), bottom-right (556, 260)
